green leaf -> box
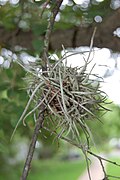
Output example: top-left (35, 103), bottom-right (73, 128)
top-left (0, 98), bottom-right (9, 105)
top-left (0, 143), bottom-right (7, 153)
top-left (32, 23), bottom-right (47, 36)
top-left (0, 82), bottom-right (10, 91)
top-left (6, 69), bottom-right (14, 79)
top-left (18, 90), bottom-right (28, 101)
top-left (7, 88), bottom-right (17, 99)
top-left (32, 39), bottom-right (44, 53)
top-left (5, 102), bottom-right (17, 113)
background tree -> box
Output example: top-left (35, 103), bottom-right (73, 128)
top-left (0, 0), bottom-right (120, 52)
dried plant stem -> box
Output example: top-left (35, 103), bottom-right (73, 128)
top-left (21, 1), bottom-right (63, 179)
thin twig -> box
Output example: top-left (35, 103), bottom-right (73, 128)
top-left (99, 158), bottom-right (107, 179)
top-left (107, 174), bottom-right (120, 179)
top-left (42, 0), bottom-right (63, 71)
top-left (82, 149), bottom-right (92, 180)
top-left (88, 151), bottom-right (120, 167)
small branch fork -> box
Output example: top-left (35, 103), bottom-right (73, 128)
top-left (21, 1), bottom-right (63, 180)
top-left (87, 151), bottom-right (120, 180)
top-left (43, 126), bottom-right (120, 180)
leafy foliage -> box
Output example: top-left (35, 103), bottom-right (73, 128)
top-left (0, 64), bottom-right (28, 137)
top-left (0, 0), bottom-right (114, 53)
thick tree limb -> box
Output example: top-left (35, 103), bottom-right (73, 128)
top-left (0, 8), bottom-right (120, 52)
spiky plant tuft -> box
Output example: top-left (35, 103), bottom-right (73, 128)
top-left (16, 52), bottom-right (109, 149)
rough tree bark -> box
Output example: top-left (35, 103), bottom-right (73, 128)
top-left (0, 8), bottom-right (120, 52)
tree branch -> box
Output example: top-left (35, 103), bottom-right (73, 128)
top-left (0, 8), bottom-right (120, 52)
top-left (20, 105), bottom-right (45, 180)
top-left (20, 1), bottom-right (63, 179)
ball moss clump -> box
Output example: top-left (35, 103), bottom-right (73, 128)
top-left (23, 55), bottom-right (108, 147)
